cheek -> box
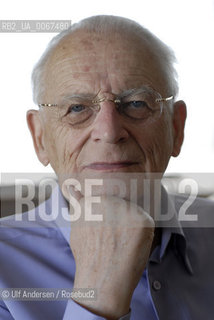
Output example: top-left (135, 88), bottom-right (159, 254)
top-left (136, 118), bottom-right (174, 171)
top-left (43, 122), bottom-right (65, 172)
top-left (44, 120), bottom-right (91, 174)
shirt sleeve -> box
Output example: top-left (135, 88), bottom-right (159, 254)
top-left (62, 299), bottom-right (131, 320)
top-left (0, 301), bottom-right (15, 320)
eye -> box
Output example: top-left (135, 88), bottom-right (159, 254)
top-left (120, 100), bottom-right (152, 120)
top-left (69, 104), bottom-right (86, 113)
top-left (128, 101), bottom-right (148, 108)
top-left (62, 103), bottom-right (93, 126)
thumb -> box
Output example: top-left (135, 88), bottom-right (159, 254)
top-left (61, 178), bottom-right (83, 203)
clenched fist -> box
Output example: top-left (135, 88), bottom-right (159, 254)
top-left (62, 181), bottom-right (155, 320)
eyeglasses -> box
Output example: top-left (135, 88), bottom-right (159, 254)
top-left (38, 86), bottom-right (173, 127)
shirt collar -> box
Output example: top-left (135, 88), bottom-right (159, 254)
top-left (51, 184), bottom-right (193, 274)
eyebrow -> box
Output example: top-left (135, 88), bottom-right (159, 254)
top-left (60, 86), bottom-right (154, 103)
top-left (117, 88), bottom-right (144, 99)
top-left (62, 93), bottom-right (96, 101)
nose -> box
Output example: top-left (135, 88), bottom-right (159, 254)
top-left (90, 100), bottom-right (129, 144)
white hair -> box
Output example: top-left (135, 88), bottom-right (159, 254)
top-left (31, 15), bottom-right (179, 104)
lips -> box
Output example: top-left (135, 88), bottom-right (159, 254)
top-left (83, 161), bottom-right (138, 171)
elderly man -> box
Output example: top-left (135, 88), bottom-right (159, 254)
top-left (0, 15), bottom-right (214, 320)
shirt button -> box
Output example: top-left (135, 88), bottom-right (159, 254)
top-left (152, 280), bottom-right (162, 291)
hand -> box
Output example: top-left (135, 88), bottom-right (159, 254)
top-left (63, 184), bottom-right (155, 320)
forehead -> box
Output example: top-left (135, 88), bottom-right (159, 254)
top-left (44, 30), bottom-right (163, 101)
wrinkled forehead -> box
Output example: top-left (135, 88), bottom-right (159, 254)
top-left (43, 30), bottom-right (164, 102)
top-left (49, 30), bottom-right (151, 67)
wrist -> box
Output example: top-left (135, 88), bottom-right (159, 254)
top-left (71, 285), bottom-right (130, 320)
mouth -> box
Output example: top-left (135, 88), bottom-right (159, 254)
top-left (83, 161), bottom-right (139, 171)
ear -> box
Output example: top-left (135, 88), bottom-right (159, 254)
top-left (26, 110), bottom-right (49, 166)
top-left (171, 100), bottom-right (187, 157)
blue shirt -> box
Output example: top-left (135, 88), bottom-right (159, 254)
top-left (0, 185), bottom-right (214, 319)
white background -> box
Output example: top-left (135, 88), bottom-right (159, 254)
top-left (0, 0), bottom-right (214, 174)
